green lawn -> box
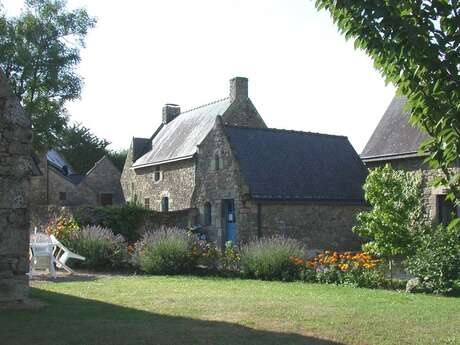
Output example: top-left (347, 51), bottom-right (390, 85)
top-left (1, 275), bottom-right (459, 345)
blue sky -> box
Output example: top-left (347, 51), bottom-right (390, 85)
top-left (3, 0), bottom-right (395, 152)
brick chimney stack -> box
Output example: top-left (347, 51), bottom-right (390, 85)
top-left (162, 104), bottom-right (181, 124)
top-left (229, 77), bottom-right (248, 102)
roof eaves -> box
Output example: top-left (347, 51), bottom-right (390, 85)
top-left (251, 195), bottom-right (367, 205)
top-left (132, 154), bottom-right (195, 169)
top-left (361, 151), bottom-right (427, 162)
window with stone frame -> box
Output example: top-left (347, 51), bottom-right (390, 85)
top-left (214, 153), bottom-right (220, 171)
top-left (204, 202), bottom-right (212, 225)
top-left (144, 198), bottom-right (150, 209)
top-left (436, 194), bottom-right (456, 226)
top-left (161, 196), bottom-right (169, 212)
top-left (153, 166), bottom-right (161, 183)
top-left (100, 193), bottom-right (113, 206)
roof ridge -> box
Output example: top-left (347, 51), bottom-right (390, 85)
top-left (180, 97), bottom-right (229, 114)
top-left (224, 124), bottom-right (347, 139)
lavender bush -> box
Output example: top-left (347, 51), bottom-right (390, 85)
top-left (240, 236), bottom-right (305, 281)
top-left (67, 225), bottom-right (129, 271)
top-left (133, 227), bottom-right (195, 274)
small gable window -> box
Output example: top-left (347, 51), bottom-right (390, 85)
top-left (161, 197), bottom-right (169, 212)
top-left (153, 166), bottom-right (161, 183)
top-left (204, 202), bottom-right (212, 226)
top-left (214, 153), bottom-right (220, 171)
top-left (59, 192), bottom-right (67, 202)
top-left (100, 193), bottom-right (113, 206)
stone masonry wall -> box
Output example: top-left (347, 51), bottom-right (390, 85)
top-left (192, 116), bottom-right (251, 246)
top-left (194, 116), bottom-right (366, 250)
top-left (120, 83), bottom-right (267, 213)
top-left (123, 158), bottom-right (195, 211)
top-left (253, 202), bottom-right (365, 252)
top-left (0, 72), bottom-right (31, 303)
top-left (84, 156), bottom-right (124, 205)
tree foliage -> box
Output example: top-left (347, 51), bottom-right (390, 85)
top-left (0, 0), bottom-right (96, 152)
top-left (315, 0), bottom-right (460, 207)
top-left (107, 149), bottom-right (128, 172)
top-left (353, 164), bottom-right (427, 257)
top-left (59, 123), bottom-right (109, 174)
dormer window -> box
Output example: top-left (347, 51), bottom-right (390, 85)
top-left (153, 166), bottom-right (161, 183)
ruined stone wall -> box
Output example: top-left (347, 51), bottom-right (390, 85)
top-left (84, 157), bottom-right (124, 205)
top-left (0, 72), bottom-right (31, 303)
top-left (365, 157), bottom-right (460, 222)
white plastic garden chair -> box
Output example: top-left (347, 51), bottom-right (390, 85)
top-left (29, 234), bottom-right (57, 278)
top-left (50, 235), bottom-right (86, 274)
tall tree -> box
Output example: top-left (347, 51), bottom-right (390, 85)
top-left (59, 123), bottom-right (109, 174)
top-left (315, 0), bottom-right (460, 214)
top-left (0, 0), bottom-right (96, 152)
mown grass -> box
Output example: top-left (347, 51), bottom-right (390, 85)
top-left (1, 275), bottom-right (459, 345)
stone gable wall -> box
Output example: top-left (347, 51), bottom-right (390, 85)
top-left (84, 157), bottom-right (124, 205)
top-left (0, 72), bottom-right (31, 303)
top-left (222, 99), bottom-right (267, 128)
top-left (192, 117), bottom-right (251, 246)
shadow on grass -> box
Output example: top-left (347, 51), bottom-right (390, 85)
top-left (29, 273), bottom-right (100, 283)
top-left (0, 287), bottom-right (346, 345)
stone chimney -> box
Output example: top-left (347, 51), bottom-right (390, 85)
top-left (229, 77), bottom-right (248, 102)
top-left (162, 104), bottom-right (181, 124)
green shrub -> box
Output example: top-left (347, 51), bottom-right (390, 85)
top-left (134, 227), bottom-right (195, 275)
top-left (406, 225), bottom-right (460, 294)
top-left (353, 164), bottom-right (427, 258)
top-left (75, 204), bottom-right (149, 243)
top-left (240, 236), bottom-right (305, 281)
top-left (67, 225), bottom-right (129, 271)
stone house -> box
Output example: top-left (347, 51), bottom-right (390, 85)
top-left (0, 70), bottom-right (31, 303)
top-left (361, 96), bottom-right (460, 225)
top-left (122, 77), bottom-right (367, 250)
top-left (31, 150), bottom-right (124, 207)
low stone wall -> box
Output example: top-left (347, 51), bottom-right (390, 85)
top-left (31, 205), bottom-right (197, 239)
top-left (0, 71), bottom-right (32, 303)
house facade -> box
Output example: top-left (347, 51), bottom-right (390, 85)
top-left (361, 96), bottom-right (460, 225)
top-left (122, 77), bottom-right (367, 251)
top-left (31, 150), bottom-right (124, 207)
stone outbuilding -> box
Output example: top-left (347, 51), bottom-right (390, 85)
top-left (31, 150), bottom-right (124, 207)
top-left (361, 96), bottom-right (460, 225)
top-left (0, 70), bottom-right (32, 303)
top-left (122, 77), bottom-right (367, 250)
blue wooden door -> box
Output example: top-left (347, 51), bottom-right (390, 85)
top-left (225, 199), bottom-right (237, 244)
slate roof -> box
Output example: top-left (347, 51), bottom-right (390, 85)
top-left (46, 149), bottom-right (75, 175)
top-left (223, 126), bottom-right (368, 202)
top-left (361, 96), bottom-right (429, 160)
top-left (133, 98), bottom-right (231, 168)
